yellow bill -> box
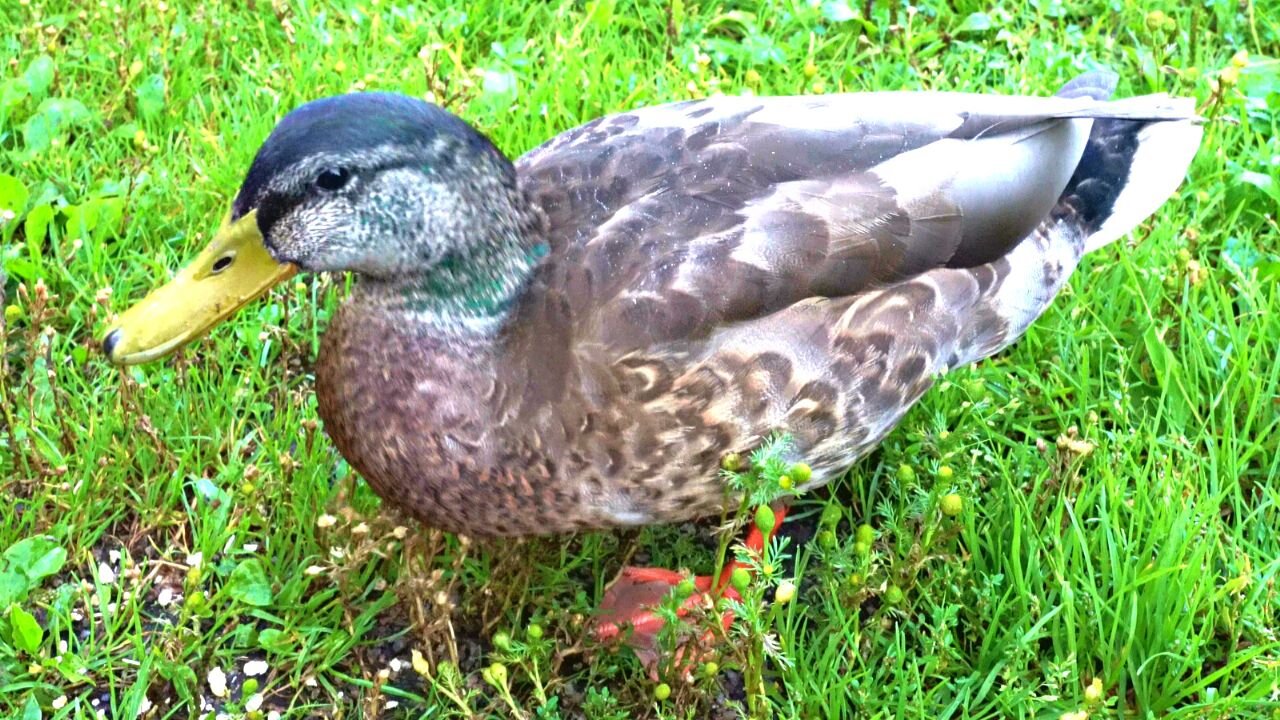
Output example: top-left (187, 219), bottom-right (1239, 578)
top-left (102, 210), bottom-right (297, 365)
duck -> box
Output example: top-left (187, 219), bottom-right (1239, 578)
top-left (102, 70), bottom-right (1201, 651)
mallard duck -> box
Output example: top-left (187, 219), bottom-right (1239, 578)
top-left (103, 70), bottom-right (1200, 649)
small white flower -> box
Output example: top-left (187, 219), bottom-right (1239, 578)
top-left (98, 562), bottom-right (117, 584)
top-left (304, 565), bottom-right (326, 576)
top-left (207, 667), bottom-right (228, 697)
top-left (157, 587), bottom-right (174, 607)
top-left (244, 693), bottom-right (263, 712)
top-left (186, 552), bottom-right (203, 568)
top-left (243, 543), bottom-right (259, 552)
top-left (244, 660), bottom-right (269, 677)
top-left (51, 696), bottom-right (67, 709)
top-left (316, 514), bottom-right (337, 529)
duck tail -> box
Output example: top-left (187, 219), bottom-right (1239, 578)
top-left (1050, 72), bottom-right (1203, 254)
top-left (935, 76), bottom-right (1201, 369)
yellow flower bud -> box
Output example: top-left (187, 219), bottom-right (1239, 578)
top-left (774, 579), bottom-right (797, 604)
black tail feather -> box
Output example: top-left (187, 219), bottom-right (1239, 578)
top-left (1053, 119), bottom-right (1146, 234)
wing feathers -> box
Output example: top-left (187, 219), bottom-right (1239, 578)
top-left (516, 77), bottom-right (1198, 351)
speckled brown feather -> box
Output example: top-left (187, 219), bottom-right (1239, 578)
top-left (313, 75), bottom-right (1201, 537)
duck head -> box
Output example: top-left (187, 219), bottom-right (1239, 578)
top-left (102, 92), bottom-right (526, 364)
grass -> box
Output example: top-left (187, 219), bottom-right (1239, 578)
top-left (1, 0), bottom-right (1278, 717)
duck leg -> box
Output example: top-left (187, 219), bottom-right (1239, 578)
top-left (593, 504), bottom-right (788, 670)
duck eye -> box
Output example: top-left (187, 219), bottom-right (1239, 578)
top-left (315, 167), bottom-right (351, 191)
top-left (211, 253), bottom-right (235, 273)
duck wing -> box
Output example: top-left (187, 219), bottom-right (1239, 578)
top-left (518, 73), bottom-right (1195, 352)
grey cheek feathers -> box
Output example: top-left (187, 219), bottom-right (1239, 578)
top-left (276, 168), bottom-right (443, 278)
top-left (260, 140), bottom-right (521, 280)
top-left (271, 203), bottom-right (354, 272)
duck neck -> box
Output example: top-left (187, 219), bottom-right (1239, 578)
top-left (356, 226), bottom-right (548, 338)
